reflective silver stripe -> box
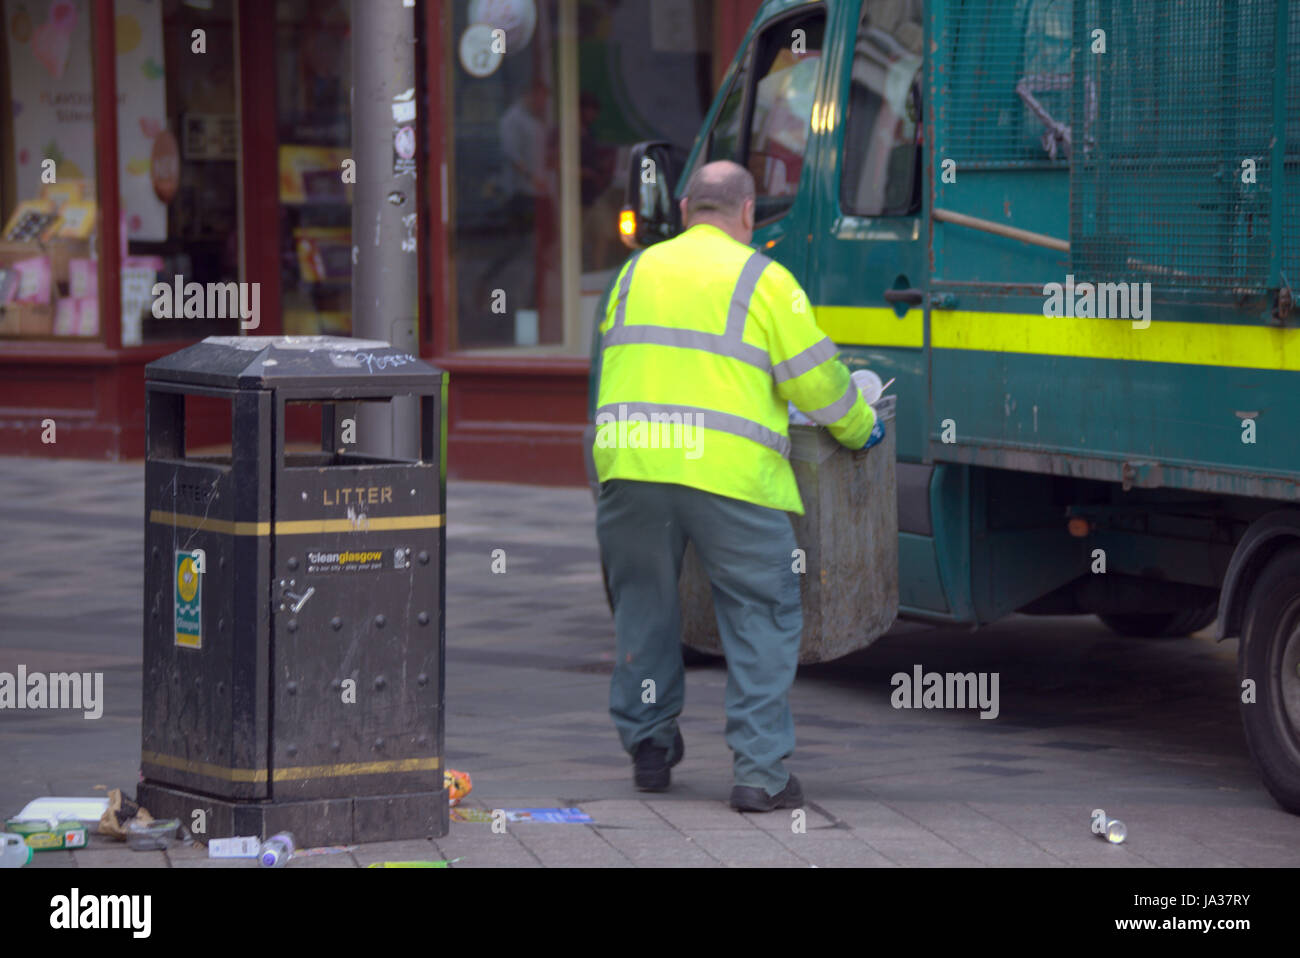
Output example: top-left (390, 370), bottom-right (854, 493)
top-left (724, 251), bottom-right (773, 342)
top-left (773, 337), bottom-right (837, 383)
top-left (805, 382), bottom-right (861, 427)
top-left (601, 324), bottom-right (772, 373)
top-left (602, 249), bottom-right (774, 371)
top-left (610, 250), bottom-right (644, 330)
top-left (596, 402), bottom-right (791, 458)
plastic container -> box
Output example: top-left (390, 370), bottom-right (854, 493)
top-left (259, 831), bottom-right (295, 868)
top-left (1, 832), bottom-right (32, 868)
top-left (851, 368), bottom-right (883, 404)
top-left (3, 818), bottom-right (88, 851)
top-left (126, 818), bottom-right (180, 850)
top-left (13, 797), bottom-right (109, 824)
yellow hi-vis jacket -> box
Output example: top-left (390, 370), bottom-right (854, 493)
top-left (593, 223), bottom-right (876, 515)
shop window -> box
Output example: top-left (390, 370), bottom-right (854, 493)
top-left (577, 0), bottom-right (714, 348)
top-left (450, 0), bottom-right (560, 350)
top-left (0, 0), bottom-right (101, 340)
top-left (0, 0), bottom-right (231, 345)
top-left (840, 0), bottom-right (923, 217)
top-left (449, 0), bottom-right (717, 354)
top-left (275, 0), bottom-right (352, 337)
top-left (121, 0), bottom-right (241, 345)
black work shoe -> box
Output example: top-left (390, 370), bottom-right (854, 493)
top-left (730, 773), bottom-right (804, 812)
top-left (633, 729), bottom-right (684, 792)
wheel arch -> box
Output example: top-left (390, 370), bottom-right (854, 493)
top-left (1218, 510), bottom-right (1300, 640)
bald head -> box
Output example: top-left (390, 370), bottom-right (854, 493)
top-left (680, 160), bottom-right (756, 244)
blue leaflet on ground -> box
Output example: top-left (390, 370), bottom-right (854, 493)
top-left (506, 808), bottom-right (592, 823)
top-left (450, 807), bottom-right (592, 824)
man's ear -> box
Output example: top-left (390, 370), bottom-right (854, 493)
top-left (742, 197), bottom-right (755, 230)
top-left (679, 198), bottom-right (690, 227)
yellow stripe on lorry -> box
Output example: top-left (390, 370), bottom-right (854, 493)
top-left (815, 305), bottom-right (1300, 371)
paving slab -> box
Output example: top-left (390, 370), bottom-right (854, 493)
top-left (685, 829), bottom-right (810, 867)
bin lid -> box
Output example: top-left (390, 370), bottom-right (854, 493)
top-left (145, 336), bottom-right (443, 392)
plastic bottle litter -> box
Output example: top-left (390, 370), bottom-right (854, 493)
top-left (1, 832), bottom-right (32, 868)
top-left (259, 831), bottom-right (296, 868)
top-left (1091, 808), bottom-right (1127, 844)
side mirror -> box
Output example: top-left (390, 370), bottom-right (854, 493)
top-left (621, 141), bottom-right (685, 248)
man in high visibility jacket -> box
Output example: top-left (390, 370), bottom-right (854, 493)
top-left (593, 160), bottom-right (883, 812)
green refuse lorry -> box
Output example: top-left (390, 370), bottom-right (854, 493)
top-left (587, 0), bottom-right (1300, 815)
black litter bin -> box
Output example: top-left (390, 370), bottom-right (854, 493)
top-left (136, 336), bottom-right (447, 846)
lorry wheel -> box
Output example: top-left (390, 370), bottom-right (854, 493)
top-left (601, 562), bottom-right (722, 664)
top-left (1239, 545), bottom-right (1300, 814)
top-left (1098, 604), bottom-right (1217, 638)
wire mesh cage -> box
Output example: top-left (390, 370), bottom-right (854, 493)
top-left (938, 0), bottom-right (1075, 167)
top-left (936, 0), bottom-right (1297, 300)
top-left (1071, 0), bottom-right (1286, 296)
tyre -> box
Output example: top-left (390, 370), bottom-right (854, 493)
top-left (1098, 604), bottom-right (1217, 638)
top-left (1238, 544), bottom-right (1300, 814)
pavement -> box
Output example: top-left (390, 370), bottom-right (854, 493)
top-left (3, 454), bottom-right (1300, 868)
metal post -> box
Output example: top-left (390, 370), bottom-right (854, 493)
top-left (353, 0), bottom-right (419, 459)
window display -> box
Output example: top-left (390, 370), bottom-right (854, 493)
top-left (276, 0), bottom-right (352, 337)
top-left (0, 0), bottom-right (99, 339)
top-left (451, 0), bottom-right (560, 350)
top-left (449, 0), bottom-right (717, 353)
top-left (124, 0), bottom-right (240, 345)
